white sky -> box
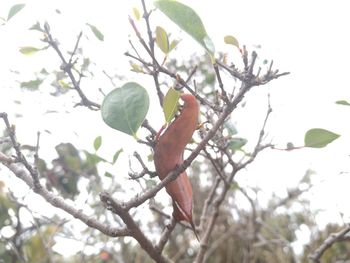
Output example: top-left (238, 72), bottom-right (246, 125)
top-left (1, 0), bottom-right (350, 256)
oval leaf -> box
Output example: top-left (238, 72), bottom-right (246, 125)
top-left (20, 78), bottom-right (43, 90)
top-left (304, 128), bottom-right (340, 148)
top-left (163, 88), bottom-right (180, 123)
top-left (169, 39), bottom-right (180, 52)
top-left (101, 82), bottom-right (149, 138)
top-left (130, 62), bottom-right (144, 73)
top-left (19, 46), bottom-right (41, 55)
top-left (93, 136), bottom-right (102, 151)
top-left (7, 4), bottom-right (25, 21)
top-left (156, 26), bottom-right (169, 54)
top-left (227, 138), bottom-right (247, 151)
top-left (132, 7), bottom-right (141, 20)
top-left (86, 23), bottom-right (104, 41)
top-left (224, 121), bottom-right (238, 136)
top-left (104, 172), bottom-right (113, 178)
top-left (335, 100), bottom-right (350, 106)
top-left (224, 35), bottom-right (240, 49)
top-left (112, 148), bottom-right (123, 164)
top-left (154, 0), bottom-right (215, 55)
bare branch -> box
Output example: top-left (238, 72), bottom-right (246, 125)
top-left (1, 112), bottom-right (41, 190)
top-left (238, 94), bottom-right (273, 169)
top-left (1, 161), bottom-right (131, 237)
top-left (156, 217), bottom-right (177, 253)
top-left (128, 151), bottom-right (157, 179)
top-left (44, 28), bottom-right (100, 110)
top-left (0, 113), bottom-right (131, 239)
top-left (194, 167), bottom-right (238, 263)
top-left (198, 177), bottom-right (221, 232)
top-left (203, 148), bottom-right (228, 185)
top-left (100, 192), bottom-right (172, 263)
top-left (213, 62), bottom-right (230, 104)
top-left (309, 224), bottom-right (350, 263)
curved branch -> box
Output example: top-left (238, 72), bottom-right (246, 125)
top-left (0, 158), bottom-right (131, 238)
top-left (309, 224), bottom-right (350, 263)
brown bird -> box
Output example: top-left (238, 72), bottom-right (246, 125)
top-left (154, 93), bottom-right (199, 237)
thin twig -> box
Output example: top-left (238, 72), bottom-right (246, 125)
top-left (34, 131), bottom-right (40, 169)
top-left (0, 113), bottom-right (41, 190)
top-left (129, 151), bottom-right (157, 179)
top-left (198, 177), bottom-right (221, 232)
top-left (158, 66), bottom-right (221, 112)
top-left (155, 217), bottom-right (177, 253)
top-left (203, 148), bottom-right (228, 185)
top-left (213, 63), bottom-right (230, 104)
top-left (194, 167), bottom-right (238, 263)
top-left (141, 119), bottom-right (157, 137)
top-left (44, 28), bottom-right (100, 110)
top-left (68, 31), bottom-right (83, 65)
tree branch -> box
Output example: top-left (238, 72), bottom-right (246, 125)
top-left (44, 27), bottom-right (100, 110)
top-left (100, 192), bottom-right (172, 263)
top-left (309, 224), bottom-right (350, 263)
top-left (0, 113), bottom-right (130, 239)
top-left (1, 160), bottom-right (131, 238)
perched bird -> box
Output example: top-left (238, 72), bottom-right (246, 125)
top-left (154, 93), bottom-right (199, 237)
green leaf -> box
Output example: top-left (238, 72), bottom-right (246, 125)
top-left (112, 148), bottom-right (123, 164)
top-left (20, 78), bottom-right (43, 90)
top-left (40, 68), bottom-right (49, 75)
top-left (101, 82), bottom-right (150, 138)
top-left (147, 154), bottom-right (154, 162)
top-left (154, 0), bottom-right (215, 55)
top-left (224, 35), bottom-right (240, 49)
top-left (304, 128), bottom-right (340, 148)
top-left (58, 80), bottom-right (70, 89)
top-left (93, 136), bottom-right (102, 151)
top-left (224, 121), bottom-right (238, 136)
top-left (156, 26), bottom-right (169, 54)
top-left (84, 151), bottom-right (107, 165)
top-left (133, 7), bottom-right (141, 20)
top-left (29, 22), bottom-right (44, 32)
top-left (86, 23), bottom-right (104, 41)
top-left (335, 100), bottom-right (350, 106)
top-left (82, 58), bottom-right (91, 71)
top-left (145, 179), bottom-right (157, 188)
top-left (227, 138), bottom-right (247, 151)
top-left (19, 46), bottom-right (41, 55)
top-left (7, 4), bottom-right (25, 21)
top-left (163, 88), bottom-right (180, 123)
top-left (169, 39), bottom-right (180, 51)
top-left (104, 172), bottom-right (113, 178)
top-left (130, 62), bottom-right (144, 73)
